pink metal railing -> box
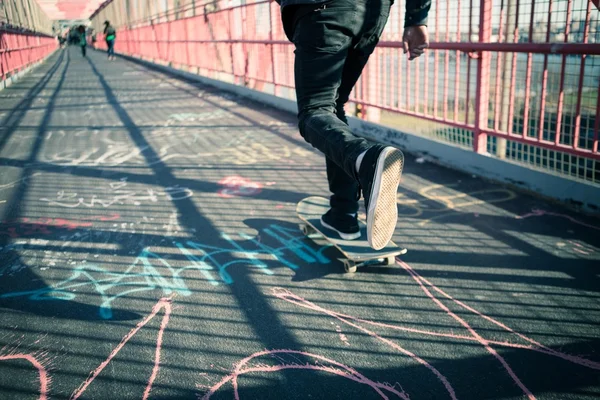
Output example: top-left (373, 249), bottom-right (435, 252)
top-left (93, 0), bottom-right (600, 163)
top-left (0, 26), bottom-right (57, 81)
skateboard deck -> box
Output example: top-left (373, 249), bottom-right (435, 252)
top-left (297, 196), bottom-right (407, 272)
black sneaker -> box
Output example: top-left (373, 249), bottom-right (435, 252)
top-left (357, 145), bottom-right (404, 250)
top-left (320, 209), bottom-right (361, 240)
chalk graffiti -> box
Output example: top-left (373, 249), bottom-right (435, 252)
top-left (0, 215), bottom-right (119, 238)
top-left (167, 110), bottom-right (227, 123)
top-left (200, 143), bottom-right (314, 166)
top-left (261, 262), bottom-right (600, 400)
top-left (0, 225), bottom-right (330, 319)
top-left (70, 297), bottom-right (172, 400)
top-left (39, 180), bottom-right (192, 208)
top-left (397, 184), bottom-right (517, 225)
top-left (0, 353), bottom-right (51, 400)
top-left (4, 259), bottom-right (598, 399)
top-left (516, 209), bottom-right (600, 231)
top-left (43, 140), bottom-right (198, 167)
top-left (177, 225), bottom-right (330, 285)
top-left (335, 323), bottom-right (350, 346)
top-left (217, 176), bottom-right (263, 198)
top-left (0, 173), bottom-right (42, 191)
top-left (46, 144), bottom-right (153, 166)
top-left (201, 349), bottom-right (409, 400)
top-left (42, 139), bottom-right (315, 168)
top-left (271, 287), bottom-right (457, 400)
top-left (567, 240), bottom-right (596, 255)
top-left (0, 249), bottom-right (191, 319)
top-left (0, 221), bottom-right (60, 238)
top-left (0, 298), bottom-right (172, 400)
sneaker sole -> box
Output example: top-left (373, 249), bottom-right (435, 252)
top-left (366, 147), bottom-right (404, 250)
top-left (320, 217), bottom-right (361, 241)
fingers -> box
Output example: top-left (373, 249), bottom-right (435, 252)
top-left (404, 37), bottom-right (428, 59)
top-left (408, 44), bottom-right (426, 60)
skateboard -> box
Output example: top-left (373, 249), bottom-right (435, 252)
top-left (297, 196), bottom-right (408, 273)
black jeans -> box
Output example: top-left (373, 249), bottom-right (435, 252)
top-left (286, 0), bottom-right (392, 213)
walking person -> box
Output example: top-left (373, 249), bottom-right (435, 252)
top-left (104, 21), bottom-right (117, 60)
top-left (77, 25), bottom-right (87, 57)
top-left (277, 0), bottom-right (430, 249)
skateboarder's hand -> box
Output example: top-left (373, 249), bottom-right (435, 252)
top-left (402, 25), bottom-right (429, 61)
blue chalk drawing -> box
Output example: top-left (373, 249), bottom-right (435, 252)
top-left (0, 225), bottom-right (331, 319)
top-left (1, 248), bottom-right (192, 319)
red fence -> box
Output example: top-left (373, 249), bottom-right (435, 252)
top-left (93, 0), bottom-right (600, 181)
top-left (0, 26), bottom-right (57, 82)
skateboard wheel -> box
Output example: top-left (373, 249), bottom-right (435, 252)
top-left (343, 260), bottom-right (357, 273)
top-left (299, 224), bottom-right (314, 235)
top-left (384, 256), bottom-right (396, 265)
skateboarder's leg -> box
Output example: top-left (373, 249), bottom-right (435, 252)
top-left (324, 95), bottom-right (361, 216)
top-left (321, 157), bottom-right (361, 240)
top-left (324, 34), bottom-right (388, 218)
top-left (324, 2), bottom-right (396, 226)
top-left (292, 0), bottom-right (371, 180)
top-left (326, 157), bottom-right (360, 213)
top-left (291, 0), bottom-right (401, 249)
top-left (338, 1), bottom-right (404, 251)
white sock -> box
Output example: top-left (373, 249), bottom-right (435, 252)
top-left (355, 150), bottom-right (367, 173)
top-left (347, 213), bottom-right (357, 217)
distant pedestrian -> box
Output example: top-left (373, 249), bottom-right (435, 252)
top-left (77, 25), bottom-right (87, 57)
top-left (104, 21), bottom-right (116, 61)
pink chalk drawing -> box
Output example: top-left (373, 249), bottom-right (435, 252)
top-left (335, 325), bottom-right (350, 346)
top-left (516, 209), bottom-right (600, 231)
top-left (71, 297), bottom-right (173, 400)
top-left (217, 176), bottom-right (263, 198)
top-left (400, 262), bottom-right (535, 399)
top-left (0, 214), bottom-right (120, 238)
top-left (201, 349), bottom-right (409, 400)
top-left (1, 297), bottom-right (172, 400)
top-left (400, 262), bottom-right (599, 369)
top-left (0, 353), bottom-right (51, 400)
top-left (567, 240), bottom-right (595, 256)
top-left (85, 213), bottom-right (121, 222)
top-left (271, 288), bottom-right (457, 399)
top-left (258, 261), bottom-right (600, 400)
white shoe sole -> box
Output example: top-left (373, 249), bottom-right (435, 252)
top-left (366, 147), bottom-right (404, 250)
top-left (320, 217), bottom-right (361, 241)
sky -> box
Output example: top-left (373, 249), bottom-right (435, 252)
top-left (34, 0), bottom-right (598, 27)
top-left (34, 0), bottom-right (107, 20)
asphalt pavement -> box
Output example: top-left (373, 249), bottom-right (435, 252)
top-left (0, 47), bottom-right (599, 400)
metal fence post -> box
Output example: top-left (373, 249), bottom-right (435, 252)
top-left (497, 0), bottom-right (518, 158)
top-left (268, 1), bottom-right (277, 97)
top-left (473, 0), bottom-right (492, 154)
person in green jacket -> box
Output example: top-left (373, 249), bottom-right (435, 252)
top-left (277, 0), bottom-right (430, 249)
top-left (104, 21), bottom-right (117, 60)
top-left (77, 25), bottom-right (87, 57)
